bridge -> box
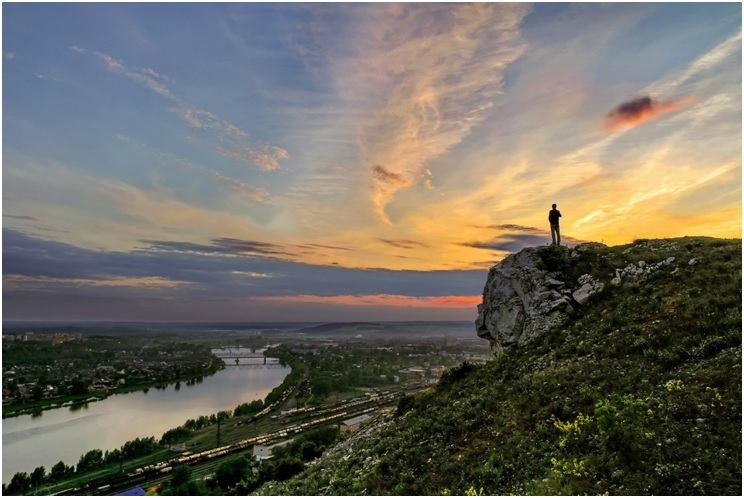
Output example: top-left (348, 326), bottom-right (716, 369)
top-left (225, 363), bottom-right (286, 369)
top-left (214, 355), bottom-right (282, 366)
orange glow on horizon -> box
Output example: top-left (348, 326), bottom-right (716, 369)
top-left (253, 294), bottom-right (483, 309)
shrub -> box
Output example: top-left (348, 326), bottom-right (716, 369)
top-left (438, 361), bottom-right (478, 386)
top-left (537, 244), bottom-right (570, 272)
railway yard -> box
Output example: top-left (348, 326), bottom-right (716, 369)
top-left (55, 383), bottom-right (422, 496)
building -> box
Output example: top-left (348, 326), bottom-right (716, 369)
top-left (339, 413), bottom-right (372, 433)
top-left (253, 445), bottom-right (272, 460)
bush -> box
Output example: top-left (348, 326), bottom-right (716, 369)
top-left (537, 245), bottom-right (570, 272)
top-left (438, 361), bottom-right (478, 387)
top-left (395, 393), bottom-right (418, 416)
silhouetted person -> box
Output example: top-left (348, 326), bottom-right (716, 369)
top-left (549, 203), bottom-right (562, 245)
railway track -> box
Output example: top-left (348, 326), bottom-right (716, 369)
top-left (57, 386), bottom-right (419, 495)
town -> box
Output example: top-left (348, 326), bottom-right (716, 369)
top-left (2, 329), bottom-right (222, 417)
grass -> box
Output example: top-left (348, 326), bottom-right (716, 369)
top-left (257, 237), bottom-right (742, 496)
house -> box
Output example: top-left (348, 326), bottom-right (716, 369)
top-left (339, 414), bottom-right (372, 433)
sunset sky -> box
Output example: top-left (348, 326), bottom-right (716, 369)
top-left (3, 2), bottom-right (741, 322)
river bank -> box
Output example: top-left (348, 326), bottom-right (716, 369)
top-left (3, 361), bottom-right (290, 483)
top-left (2, 359), bottom-right (225, 419)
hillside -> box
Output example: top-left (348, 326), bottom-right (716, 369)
top-left (256, 237), bottom-right (741, 496)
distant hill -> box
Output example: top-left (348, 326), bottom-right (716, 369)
top-left (300, 322), bottom-right (389, 333)
top-left (256, 237), bottom-right (742, 496)
top-left (298, 321), bottom-right (478, 339)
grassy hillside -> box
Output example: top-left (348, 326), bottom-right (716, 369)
top-left (256, 237), bottom-right (741, 496)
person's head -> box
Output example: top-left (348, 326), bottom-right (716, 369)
top-left (552, 203), bottom-right (557, 209)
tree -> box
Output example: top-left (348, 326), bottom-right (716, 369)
top-left (50, 461), bottom-right (70, 481)
top-left (301, 441), bottom-right (323, 461)
top-left (77, 448), bottom-right (104, 473)
top-left (171, 465), bottom-right (192, 489)
top-left (215, 456), bottom-right (251, 491)
top-left (7, 472), bottom-right (31, 494)
top-left (310, 378), bottom-right (332, 399)
top-left (234, 399), bottom-right (263, 417)
top-left (160, 426), bottom-right (190, 445)
top-left (32, 384), bottom-right (45, 401)
top-left (69, 378), bottom-right (88, 396)
top-left (271, 457), bottom-right (304, 481)
top-left (165, 464), bottom-right (209, 496)
top-left (30, 466), bottom-right (46, 487)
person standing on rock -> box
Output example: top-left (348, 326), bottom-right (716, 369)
top-left (549, 203), bottom-right (562, 245)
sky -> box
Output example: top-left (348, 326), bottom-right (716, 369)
top-left (2, 2), bottom-right (741, 323)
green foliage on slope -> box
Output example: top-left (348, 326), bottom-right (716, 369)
top-left (256, 237), bottom-right (742, 496)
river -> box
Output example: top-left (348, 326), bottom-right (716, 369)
top-left (2, 351), bottom-right (290, 483)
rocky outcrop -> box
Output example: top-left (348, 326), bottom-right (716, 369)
top-left (610, 257), bottom-right (677, 285)
top-left (475, 244), bottom-right (607, 357)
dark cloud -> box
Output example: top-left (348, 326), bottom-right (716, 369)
top-left (2, 228), bottom-right (484, 321)
top-left (371, 165), bottom-right (410, 187)
top-left (3, 214), bottom-right (45, 222)
top-left (212, 237), bottom-right (293, 256)
top-left (460, 233), bottom-right (548, 253)
top-left (379, 239), bottom-right (429, 249)
top-left (470, 223), bottom-right (539, 232)
top-left (606, 95), bottom-right (684, 131)
top-left (141, 238), bottom-right (292, 257)
top-left (461, 231), bottom-right (590, 254)
top-left (298, 243), bottom-right (352, 252)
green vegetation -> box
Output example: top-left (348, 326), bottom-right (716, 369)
top-left (258, 237), bottom-right (741, 495)
top-left (268, 342), bottom-right (471, 406)
top-left (537, 243), bottom-right (571, 272)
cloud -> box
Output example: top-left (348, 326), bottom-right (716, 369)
top-left (2, 227), bottom-right (486, 320)
top-left (322, 3), bottom-right (530, 222)
top-left (605, 95), bottom-right (686, 131)
top-left (214, 144), bottom-right (290, 172)
top-left (3, 214), bottom-right (45, 223)
top-left (4, 228), bottom-right (482, 292)
top-left (379, 239), bottom-right (429, 250)
top-left (4, 51), bottom-right (15, 60)
top-left (169, 107), bottom-right (248, 138)
top-left (645, 30), bottom-right (742, 98)
top-left (371, 165), bottom-right (411, 187)
top-left (141, 237), bottom-right (293, 258)
top-left (73, 47), bottom-right (288, 173)
top-left (4, 275), bottom-right (188, 290)
top-left (470, 224), bottom-right (540, 232)
top-left (298, 243), bottom-right (352, 252)
top-left (460, 233), bottom-right (549, 253)
top-left (71, 45), bottom-right (173, 98)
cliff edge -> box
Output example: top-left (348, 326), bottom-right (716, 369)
top-left (476, 240), bottom-right (680, 356)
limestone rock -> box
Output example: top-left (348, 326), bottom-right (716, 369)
top-left (613, 255), bottom-right (678, 284)
top-left (475, 243), bottom-right (607, 357)
top-left (572, 274), bottom-right (604, 305)
top-left (475, 239), bottom-right (687, 357)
